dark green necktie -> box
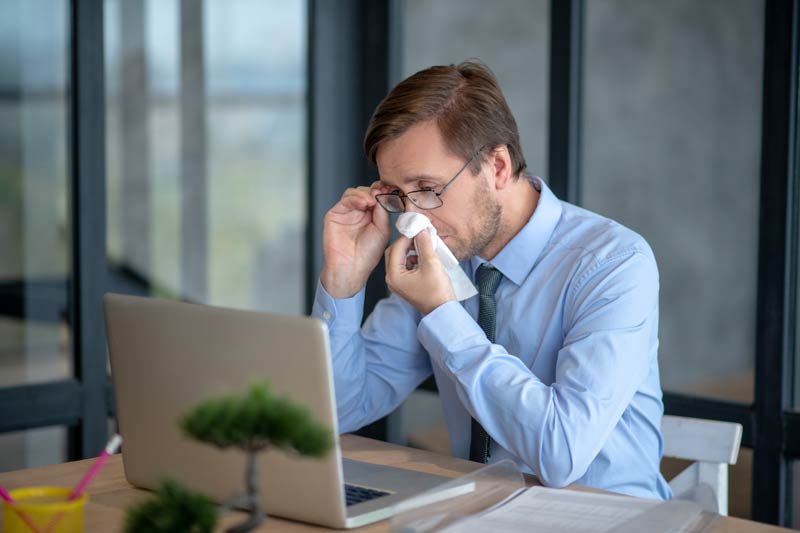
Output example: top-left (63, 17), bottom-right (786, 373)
top-left (468, 264), bottom-right (504, 463)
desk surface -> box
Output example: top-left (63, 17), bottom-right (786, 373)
top-left (0, 435), bottom-right (789, 532)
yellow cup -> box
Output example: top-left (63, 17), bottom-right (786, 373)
top-left (2, 486), bottom-right (87, 533)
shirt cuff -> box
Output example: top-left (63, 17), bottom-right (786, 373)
top-left (312, 279), bottom-right (366, 332)
top-left (416, 300), bottom-right (488, 372)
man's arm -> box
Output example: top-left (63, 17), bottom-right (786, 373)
top-left (417, 249), bottom-right (659, 487)
top-left (312, 281), bottom-right (433, 433)
top-left (314, 181), bottom-right (432, 431)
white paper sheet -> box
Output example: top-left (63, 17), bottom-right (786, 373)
top-left (439, 487), bottom-right (707, 533)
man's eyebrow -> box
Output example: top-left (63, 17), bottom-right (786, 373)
top-left (381, 174), bottom-right (442, 187)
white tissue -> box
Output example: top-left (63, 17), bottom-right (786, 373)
top-left (395, 212), bottom-right (478, 301)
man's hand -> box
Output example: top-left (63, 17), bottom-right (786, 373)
top-left (385, 228), bottom-right (456, 314)
top-left (320, 182), bottom-right (391, 298)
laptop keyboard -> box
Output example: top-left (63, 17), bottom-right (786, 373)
top-left (344, 483), bottom-right (391, 506)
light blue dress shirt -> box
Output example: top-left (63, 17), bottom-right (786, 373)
top-left (312, 177), bottom-right (672, 500)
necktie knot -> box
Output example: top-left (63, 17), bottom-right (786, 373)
top-left (476, 264), bottom-right (503, 297)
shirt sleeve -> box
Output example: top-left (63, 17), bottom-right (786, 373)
top-left (311, 280), bottom-right (433, 433)
top-left (417, 249), bottom-right (659, 488)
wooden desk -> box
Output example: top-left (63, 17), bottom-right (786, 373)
top-left (0, 435), bottom-right (789, 532)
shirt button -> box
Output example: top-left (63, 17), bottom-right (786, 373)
top-left (322, 311), bottom-right (331, 321)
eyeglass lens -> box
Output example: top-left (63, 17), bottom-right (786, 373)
top-left (379, 193), bottom-right (404, 212)
top-left (378, 190), bottom-right (444, 212)
top-left (407, 191), bottom-right (442, 209)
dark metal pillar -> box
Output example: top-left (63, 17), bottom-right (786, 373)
top-left (547, 0), bottom-right (584, 205)
top-left (68, 0), bottom-right (108, 458)
top-left (752, 0), bottom-right (799, 525)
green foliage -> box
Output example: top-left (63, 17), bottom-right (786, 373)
top-left (124, 478), bottom-right (217, 533)
top-left (180, 383), bottom-right (333, 457)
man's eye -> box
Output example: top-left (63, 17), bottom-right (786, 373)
top-left (420, 186), bottom-right (435, 192)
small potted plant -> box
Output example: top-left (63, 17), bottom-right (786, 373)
top-left (180, 383), bottom-right (333, 533)
top-left (124, 478), bottom-right (217, 533)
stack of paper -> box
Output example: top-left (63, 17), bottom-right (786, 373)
top-left (439, 487), bottom-right (714, 533)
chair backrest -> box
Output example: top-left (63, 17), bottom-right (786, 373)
top-left (661, 415), bottom-right (743, 516)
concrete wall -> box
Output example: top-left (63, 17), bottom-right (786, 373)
top-left (401, 0), bottom-right (762, 404)
top-left (582, 0), bottom-right (762, 398)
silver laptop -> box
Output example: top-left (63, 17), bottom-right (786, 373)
top-left (104, 293), bottom-right (469, 529)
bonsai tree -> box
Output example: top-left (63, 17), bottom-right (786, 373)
top-left (180, 383), bottom-right (333, 533)
top-left (124, 478), bottom-right (217, 533)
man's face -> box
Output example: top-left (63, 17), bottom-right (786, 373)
top-left (375, 121), bottom-right (502, 261)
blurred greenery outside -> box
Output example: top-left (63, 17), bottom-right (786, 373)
top-left (102, 0), bottom-right (308, 311)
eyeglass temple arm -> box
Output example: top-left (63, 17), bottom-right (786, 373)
top-left (437, 145), bottom-right (487, 196)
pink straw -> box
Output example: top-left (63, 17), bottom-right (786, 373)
top-left (67, 434), bottom-right (122, 501)
top-left (40, 434), bottom-right (123, 533)
top-left (0, 485), bottom-right (15, 504)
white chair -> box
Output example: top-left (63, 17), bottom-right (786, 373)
top-left (661, 414), bottom-right (743, 515)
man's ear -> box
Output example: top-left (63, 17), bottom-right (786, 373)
top-left (490, 145), bottom-right (513, 191)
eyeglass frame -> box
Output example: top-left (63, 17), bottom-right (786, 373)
top-left (374, 145), bottom-right (488, 213)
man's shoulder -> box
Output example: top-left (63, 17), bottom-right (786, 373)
top-left (550, 201), bottom-right (656, 267)
top-left (548, 203), bottom-right (659, 308)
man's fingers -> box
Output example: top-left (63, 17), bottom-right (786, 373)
top-left (343, 187), bottom-right (375, 202)
top-left (413, 229), bottom-right (438, 268)
top-left (386, 236), bottom-right (413, 273)
top-left (371, 189), bottom-right (390, 230)
top-left (335, 186), bottom-right (378, 212)
top-left (339, 185), bottom-right (388, 237)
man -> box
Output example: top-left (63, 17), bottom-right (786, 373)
top-left (312, 60), bottom-right (671, 500)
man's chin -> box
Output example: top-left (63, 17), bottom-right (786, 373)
top-left (442, 236), bottom-right (472, 262)
top-left (448, 244), bottom-right (469, 262)
top-left (441, 236), bottom-right (457, 254)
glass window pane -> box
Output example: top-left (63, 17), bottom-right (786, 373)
top-left (0, 426), bottom-right (67, 472)
top-left (0, 0), bottom-right (72, 386)
top-left (400, 0), bottom-right (550, 177)
top-left (582, 0), bottom-right (763, 403)
top-left (105, 0), bottom-right (307, 313)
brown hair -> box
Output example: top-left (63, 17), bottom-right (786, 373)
top-left (363, 60), bottom-right (526, 178)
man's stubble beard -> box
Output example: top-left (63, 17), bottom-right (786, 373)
top-left (452, 180), bottom-right (503, 262)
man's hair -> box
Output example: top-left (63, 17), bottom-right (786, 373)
top-left (363, 60), bottom-right (527, 178)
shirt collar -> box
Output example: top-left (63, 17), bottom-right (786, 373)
top-left (468, 176), bottom-right (563, 286)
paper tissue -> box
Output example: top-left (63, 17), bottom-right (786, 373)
top-left (395, 212), bottom-right (478, 301)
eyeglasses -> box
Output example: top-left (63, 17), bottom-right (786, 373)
top-left (375, 146), bottom-right (486, 213)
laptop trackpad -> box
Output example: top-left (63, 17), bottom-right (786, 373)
top-left (342, 459), bottom-right (450, 494)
